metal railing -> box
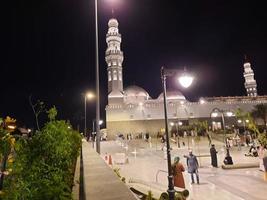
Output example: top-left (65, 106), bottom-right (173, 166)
top-left (155, 169), bottom-right (168, 183)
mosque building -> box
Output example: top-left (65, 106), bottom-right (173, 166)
top-left (105, 18), bottom-right (267, 138)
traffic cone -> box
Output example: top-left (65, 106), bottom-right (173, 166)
top-left (108, 154), bottom-right (113, 165)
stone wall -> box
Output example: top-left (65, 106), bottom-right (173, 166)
top-left (107, 119), bottom-right (165, 139)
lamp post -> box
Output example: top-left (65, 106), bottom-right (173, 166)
top-left (170, 121), bottom-right (181, 148)
top-left (176, 121), bottom-right (182, 148)
top-left (211, 108), bottom-right (233, 164)
top-left (92, 119), bottom-right (103, 148)
top-left (84, 92), bottom-right (94, 140)
top-left (161, 66), bottom-right (193, 200)
top-left (94, 0), bottom-right (101, 154)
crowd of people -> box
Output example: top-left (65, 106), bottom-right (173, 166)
top-left (171, 144), bottom-right (267, 189)
top-left (116, 130), bottom-right (267, 185)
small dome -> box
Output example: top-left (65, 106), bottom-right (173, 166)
top-left (124, 85), bottom-right (150, 104)
top-left (158, 91), bottom-right (186, 101)
top-left (124, 85), bottom-right (150, 98)
top-left (108, 18), bottom-right (119, 28)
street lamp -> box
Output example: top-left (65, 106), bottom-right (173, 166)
top-left (161, 66), bottom-right (193, 200)
top-left (84, 92), bottom-right (95, 140)
top-left (170, 121), bottom-right (182, 148)
top-left (211, 108), bottom-right (233, 164)
top-left (176, 121), bottom-right (182, 148)
top-left (92, 119), bottom-right (104, 148)
top-left (94, 0), bottom-right (101, 154)
top-left (237, 119), bottom-right (249, 134)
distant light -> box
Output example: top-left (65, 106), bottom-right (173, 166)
top-left (245, 119), bottom-right (249, 123)
top-left (212, 121), bottom-right (216, 124)
top-left (199, 99), bottom-right (205, 104)
top-left (178, 74), bottom-right (194, 88)
top-left (180, 101), bottom-right (184, 105)
top-left (7, 125), bottom-right (16, 130)
top-left (68, 126), bottom-right (71, 129)
top-left (211, 112), bottom-right (218, 118)
top-left (28, 129), bottom-right (31, 132)
top-left (99, 120), bottom-right (103, 125)
top-left (178, 122), bottom-right (183, 126)
top-left (170, 122), bottom-right (174, 126)
top-left (226, 111), bottom-right (233, 117)
top-left (86, 92), bottom-right (95, 100)
top-left (237, 119), bottom-right (242, 123)
top-left (139, 102), bottom-right (143, 106)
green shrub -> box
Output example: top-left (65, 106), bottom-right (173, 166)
top-left (146, 190), bottom-right (153, 200)
top-left (2, 108), bottom-right (81, 200)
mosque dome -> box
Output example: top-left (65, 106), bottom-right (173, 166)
top-left (157, 91), bottom-right (186, 101)
top-left (124, 85), bottom-right (150, 103)
top-left (108, 18), bottom-right (119, 28)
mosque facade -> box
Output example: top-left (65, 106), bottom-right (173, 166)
top-left (105, 18), bottom-right (267, 138)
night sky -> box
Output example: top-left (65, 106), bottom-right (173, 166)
top-left (1, 0), bottom-right (267, 130)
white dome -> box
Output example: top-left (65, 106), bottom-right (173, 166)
top-left (108, 18), bottom-right (119, 28)
top-left (124, 85), bottom-right (150, 104)
top-left (124, 85), bottom-right (150, 98)
top-left (158, 91), bottom-right (186, 101)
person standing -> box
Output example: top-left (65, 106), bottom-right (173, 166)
top-left (161, 135), bottom-right (166, 150)
top-left (210, 144), bottom-right (218, 167)
top-left (172, 156), bottom-right (185, 188)
top-left (207, 132), bottom-right (212, 147)
top-left (258, 145), bottom-right (266, 171)
top-left (185, 150), bottom-right (199, 184)
top-left (263, 150), bottom-right (267, 181)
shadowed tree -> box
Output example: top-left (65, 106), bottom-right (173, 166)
top-left (29, 95), bottom-right (46, 131)
top-left (251, 104), bottom-right (267, 126)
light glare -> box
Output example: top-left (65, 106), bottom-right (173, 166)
top-left (226, 112), bottom-right (233, 117)
top-left (178, 75), bottom-right (193, 88)
top-left (211, 112), bottom-right (218, 118)
top-left (86, 92), bottom-right (95, 99)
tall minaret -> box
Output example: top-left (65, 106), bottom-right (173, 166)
top-left (243, 56), bottom-right (257, 96)
top-left (105, 18), bottom-right (124, 95)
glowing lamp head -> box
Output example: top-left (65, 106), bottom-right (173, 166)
top-left (99, 120), bottom-right (103, 125)
top-left (178, 74), bottom-right (194, 88)
top-left (86, 92), bottom-right (95, 100)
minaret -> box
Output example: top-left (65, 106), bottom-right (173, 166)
top-left (105, 18), bottom-right (124, 96)
top-left (243, 56), bottom-right (257, 96)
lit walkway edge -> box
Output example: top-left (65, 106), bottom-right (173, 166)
top-left (82, 140), bottom-right (137, 200)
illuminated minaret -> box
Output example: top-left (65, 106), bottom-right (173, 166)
top-left (243, 56), bottom-right (257, 96)
top-left (105, 18), bottom-right (124, 95)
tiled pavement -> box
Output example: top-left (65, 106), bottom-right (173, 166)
top-left (97, 137), bottom-right (267, 200)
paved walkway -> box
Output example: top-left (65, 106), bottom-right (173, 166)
top-left (82, 139), bottom-right (137, 200)
top-left (99, 137), bottom-right (267, 200)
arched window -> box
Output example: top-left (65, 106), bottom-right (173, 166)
top-left (119, 71), bottom-right (122, 80)
top-left (113, 70), bottom-right (117, 80)
top-left (108, 71), bottom-right (111, 81)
